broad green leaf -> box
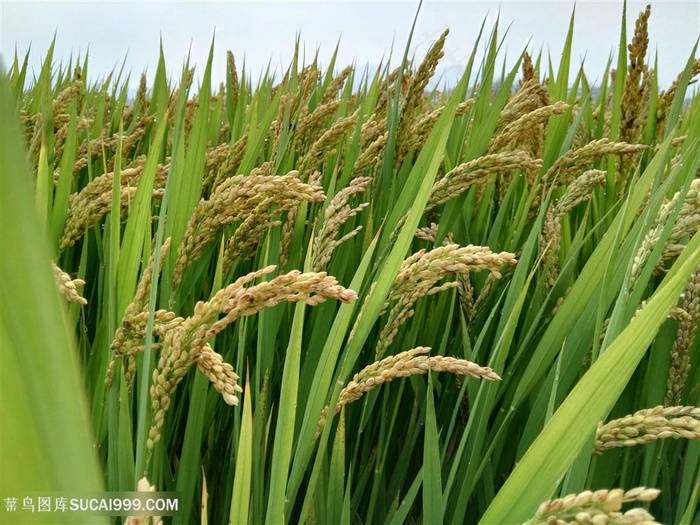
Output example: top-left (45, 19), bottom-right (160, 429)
top-left (423, 374), bottom-right (443, 523)
top-left (481, 235), bottom-right (700, 524)
top-left (230, 374), bottom-right (254, 525)
top-left (265, 301), bottom-right (306, 524)
top-left (1, 72), bottom-right (106, 523)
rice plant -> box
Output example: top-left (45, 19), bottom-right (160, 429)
top-left (2, 3), bottom-right (699, 524)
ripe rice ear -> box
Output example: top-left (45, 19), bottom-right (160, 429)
top-left (315, 346), bottom-right (500, 438)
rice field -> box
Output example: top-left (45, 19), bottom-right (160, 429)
top-left (2, 3), bottom-right (700, 524)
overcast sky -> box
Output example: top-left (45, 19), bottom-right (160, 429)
top-left (1, 1), bottom-right (698, 90)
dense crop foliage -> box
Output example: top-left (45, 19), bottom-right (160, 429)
top-left (2, 4), bottom-right (699, 524)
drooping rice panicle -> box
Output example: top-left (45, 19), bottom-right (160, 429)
top-left (106, 237), bottom-right (177, 390)
top-left (293, 100), bottom-right (342, 151)
top-left (70, 113), bottom-right (157, 175)
top-left (210, 133), bottom-right (249, 191)
top-left (527, 487), bottom-right (661, 525)
top-left (470, 268), bottom-right (519, 323)
top-left (554, 170), bottom-right (608, 217)
top-left (400, 99), bottom-right (474, 157)
top-left (594, 405), bottom-right (700, 454)
top-left (354, 116), bottom-right (389, 174)
top-left (664, 265), bottom-right (700, 405)
top-left (496, 78), bottom-right (551, 131)
top-left (60, 160), bottom-right (171, 249)
top-left (277, 170), bottom-right (324, 268)
top-left (428, 151), bottom-right (542, 210)
top-left (121, 73), bottom-right (149, 129)
top-left (315, 346), bottom-right (500, 437)
top-left (488, 101), bottom-right (569, 154)
top-left (172, 171), bottom-right (324, 291)
top-left (540, 170), bottom-right (607, 291)
top-left (312, 176), bottom-right (371, 272)
top-left (320, 65), bottom-right (354, 107)
top-left (52, 262), bottom-right (87, 305)
top-left (375, 244), bottom-right (517, 357)
top-left (373, 66), bottom-right (401, 117)
top-left (134, 71), bottom-right (150, 114)
top-left (148, 266), bottom-right (357, 447)
top-left (52, 78), bottom-right (84, 117)
top-left (630, 178), bottom-right (700, 290)
top-left (270, 67), bottom-right (319, 152)
top-left (415, 222), bottom-right (439, 243)
top-left (51, 79), bottom-right (84, 158)
top-left (542, 138), bottom-right (647, 189)
top-left (655, 57), bottom-right (700, 140)
top-left (296, 113), bottom-right (359, 179)
top-left (456, 272), bottom-right (475, 319)
top-left (124, 477), bottom-right (162, 525)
